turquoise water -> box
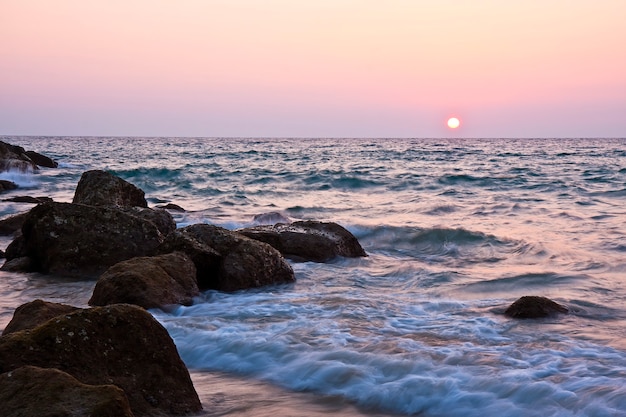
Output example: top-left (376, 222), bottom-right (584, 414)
top-left (1, 137), bottom-right (625, 416)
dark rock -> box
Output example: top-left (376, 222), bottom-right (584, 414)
top-left (0, 180), bottom-right (18, 192)
top-left (238, 220), bottom-right (367, 262)
top-left (159, 224), bottom-right (295, 291)
top-left (118, 206), bottom-right (176, 236)
top-left (252, 211), bottom-right (291, 225)
top-left (2, 195), bottom-right (53, 204)
top-left (0, 303), bottom-right (202, 416)
top-left (0, 366), bottom-right (133, 417)
top-left (24, 150), bottom-right (58, 168)
top-left (72, 170), bottom-right (147, 208)
top-left (156, 203), bottom-right (186, 212)
top-left (0, 249), bottom-right (4, 259)
top-left (0, 141), bottom-right (39, 173)
top-left (89, 252), bottom-right (199, 309)
top-left (504, 296), bottom-right (569, 319)
top-left (0, 211), bottom-right (29, 236)
top-left (0, 256), bottom-right (34, 272)
top-left (4, 202), bottom-right (164, 277)
top-left (2, 299), bottom-right (79, 335)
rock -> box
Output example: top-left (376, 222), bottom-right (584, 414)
top-left (0, 180), bottom-right (18, 192)
top-left (0, 366), bottom-right (133, 417)
top-left (252, 211), bottom-right (291, 225)
top-left (89, 252), bottom-right (199, 309)
top-left (159, 224), bottom-right (295, 291)
top-left (238, 220), bottom-right (367, 262)
top-left (24, 150), bottom-right (58, 168)
top-left (0, 303), bottom-right (202, 416)
top-left (0, 141), bottom-right (39, 172)
top-left (0, 256), bottom-right (34, 272)
top-left (72, 170), bottom-right (147, 208)
top-left (504, 296), bottom-right (569, 319)
top-left (0, 211), bottom-right (29, 236)
top-left (156, 203), bottom-right (186, 212)
top-left (119, 206), bottom-right (176, 236)
top-left (2, 195), bottom-right (53, 204)
top-left (2, 299), bottom-right (79, 335)
top-left (4, 202), bottom-right (165, 277)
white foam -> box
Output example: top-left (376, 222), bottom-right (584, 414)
top-left (0, 171), bottom-right (39, 188)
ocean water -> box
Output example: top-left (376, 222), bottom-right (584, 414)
top-left (1, 136), bottom-right (625, 416)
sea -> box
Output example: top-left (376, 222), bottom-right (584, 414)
top-left (0, 136), bottom-right (625, 417)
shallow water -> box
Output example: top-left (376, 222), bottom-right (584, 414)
top-left (1, 137), bottom-right (625, 416)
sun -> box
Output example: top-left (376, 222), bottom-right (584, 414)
top-left (447, 117), bottom-right (460, 129)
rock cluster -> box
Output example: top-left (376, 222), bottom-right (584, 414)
top-left (0, 141), bottom-right (370, 416)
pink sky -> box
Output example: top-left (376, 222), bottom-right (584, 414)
top-left (1, 1), bottom-right (625, 137)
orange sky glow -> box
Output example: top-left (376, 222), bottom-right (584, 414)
top-left (1, 0), bottom-right (625, 137)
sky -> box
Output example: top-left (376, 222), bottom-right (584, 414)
top-left (1, 0), bottom-right (625, 138)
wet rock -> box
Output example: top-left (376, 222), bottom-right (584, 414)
top-left (2, 299), bottom-right (80, 335)
top-left (238, 220), bottom-right (367, 262)
top-left (0, 366), bottom-right (133, 417)
top-left (0, 141), bottom-right (39, 173)
top-left (252, 211), bottom-right (291, 225)
top-left (159, 224), bottom-right (295, 291)
top-left (0, 211), bottom-right (29, 236)
top-left (89, 252), bottom-right (199, 309)
top-left (156, 203), bottom-right (186, 212)
top-left (0, 303), bottom-right (202, 416)
top-left (24, 150), bottom-right (58, 168)
top-left (504, 296), bottom-right (569, 319)
top-left (0, 180), bottom-right (18, 192)
top-left (2, 195), bottom-right (53, 204)
top-left (0, 256), bottom-right (34, 272)
top-left (3, 202), bottom-right (164, 277)
top-left (72, 170), bottom-right (147, 208)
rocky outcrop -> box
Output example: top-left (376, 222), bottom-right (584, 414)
top-left (0, 366), bottom-right (133, 417)
top-left (24, 150), bottom-right (58, 168)
top-left (118, 206), bottom-right (176, 236)
top-left (238, 220), bottom-right (367, 262)
top-left (2, 195), bottom-right (53, 204)
top-left (0, 141), bottom-right (39, 172)
top-left (3, 202), bottom-right (165, 277)
top-left (72, 170), bottom-right (148, 208)
top-left (159, 224), bottom-right (295, 291)
top-left (89, 252), bottom-right (199, 309)
top-left (0, 303), bottom-right (202, 416)
top-left (504, 296), bottom-right (569, 318)
top-left (2, 299), bottom-right (79, 335)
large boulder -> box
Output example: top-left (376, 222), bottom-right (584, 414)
top-left (0, 303), bottom-right (202, 416)
top-left (3, 202), bottom-right (165, 277)
top-left (238, 220), bottom-right (367, 262)
top-left (119, 206), bottom-right (176, 236)
top-left (0, 365), bottom-right (133, 417)
top-left (504, 296), bottom-right (569, 319)
top-left (89, 252), bottom-right (199, 309)
top-left (72, 170), bottom-right (147, 208)
top-left (159, 224), bottom-right (295, 291)
top-left (0, 141), bottom-right (39, 172)
top-left (2, 299), bottom-right (79, 335)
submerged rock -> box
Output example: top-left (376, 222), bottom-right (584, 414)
top-left (3, 202), bottom-right (165, 277)
top-left (504, 296), bottom-right (569, 319)
top-left (0, 180), bottom-right (18, 193)
top-left (2, 299), bottom-right (79, 335)
top-left (252, 211), bottom-right (291, 225)
top-left (2, 195), bottom-right (53, 204)
top-left (72, 169), bottom-right (148, 208)
top-left (0, 365), bottom-right (133, 417)
top-left (238, 220), bottom-right (367, 262)
top-left (159, 224), bottom-right (295, 291)
top-left (0, 303), bottom-right (202, 416)
top-left (89, 252), bottom-right (199, 309)
top-left (156, 203), bottom-right (186, 212)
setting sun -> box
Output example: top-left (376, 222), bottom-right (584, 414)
top-left (447, 117), bottom-right (460, 129)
